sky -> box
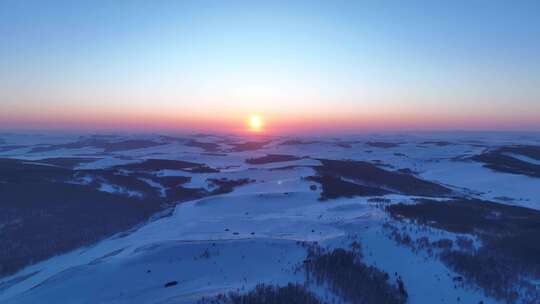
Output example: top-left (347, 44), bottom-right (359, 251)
top-left (1, 0), bottom-right (539, 134)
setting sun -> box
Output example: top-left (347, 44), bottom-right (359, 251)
top-left (248, 115), bottom-right (264, 132)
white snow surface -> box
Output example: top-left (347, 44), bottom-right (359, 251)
top-left (1, 132), bottom-right (539, 303)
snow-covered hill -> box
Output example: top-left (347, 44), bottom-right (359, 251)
top-left (1, 132), bottom-right (539, 303)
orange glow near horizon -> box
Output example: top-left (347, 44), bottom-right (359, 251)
top-left (2, 105), bottom-right (540, 134)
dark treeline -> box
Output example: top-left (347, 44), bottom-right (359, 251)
top-left (29, 138), bottom-right (165, 154)
top-left (471, 145), bottom-right (540, 177)
top-left (197, 283), bottom-right (322, 304)
top-left (305, 175), bottom-right (389, 200)
top-left (306, 159), bottom-right (452, 200)
top-left (0, 156), bottom-right (236, 278)
top-left (245, 154), bottom-right (302, 164)
top-left (228, 141), bottom-right (270, 152)
top-left (496, 145), bottom-right (540, 160)
top-left (197, 242), bottom-right (408, 304)
top-left (114, 158), bottom-right (218, 173)
top-left (387, 199), bottom-right (540, 303)
top-left (304, 245), bottom-right (408, 304)
top-left (366, 142), bottom-right (400, 148)
top-left (206, 178), bottom-right (255, 194)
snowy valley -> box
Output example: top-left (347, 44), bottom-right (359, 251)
top-left (1, 132), bottom-right (539, 304)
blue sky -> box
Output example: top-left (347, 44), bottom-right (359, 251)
top-left (1, 0), bottom-right (539, 132)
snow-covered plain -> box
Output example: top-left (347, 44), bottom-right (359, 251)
top-left (1, 132), bottom-right (539, 304)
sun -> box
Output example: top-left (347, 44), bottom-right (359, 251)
top-left (248, 114), bottom-right (264, 132)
